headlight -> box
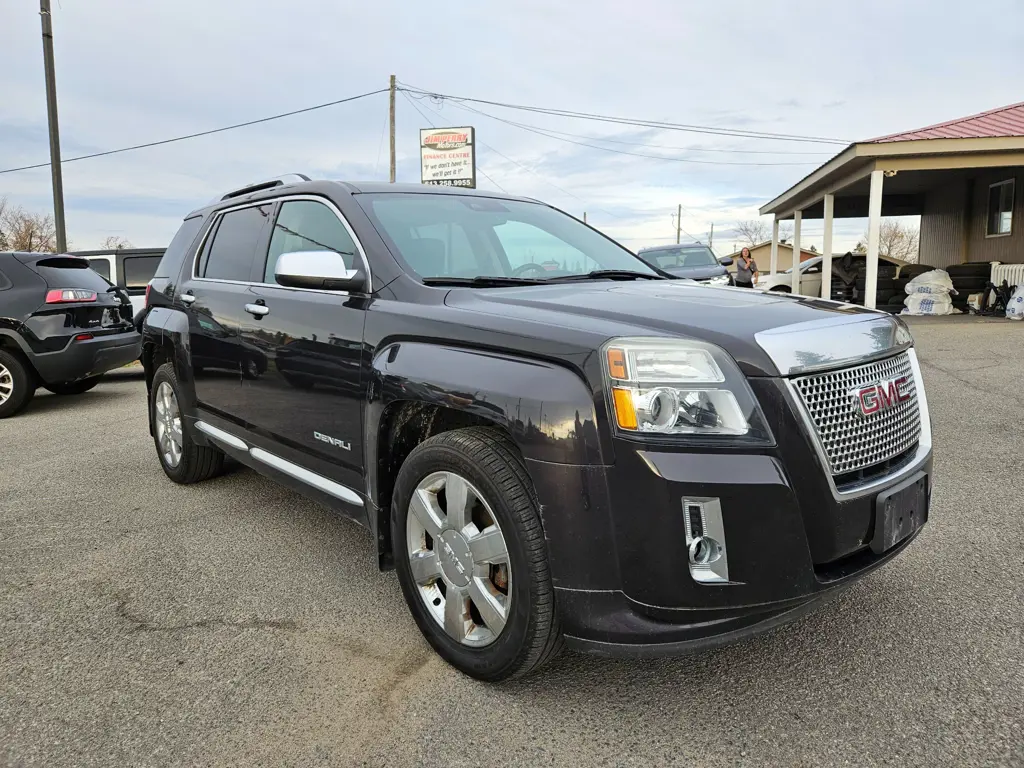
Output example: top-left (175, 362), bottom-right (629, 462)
top-left (602, 338), bottom-right (773, 445)
top-left (707, 274), bottom-right (730, 285)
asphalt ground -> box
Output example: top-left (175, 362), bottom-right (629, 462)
top-left (1, 317), bottom-right (1022, 767)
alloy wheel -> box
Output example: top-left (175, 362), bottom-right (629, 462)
top-left (154, 381), bottom-right (183, 468)
top-left (406, 471), bottom-right (512, 647)
top-left (0, 364), bottom-right (12, 405)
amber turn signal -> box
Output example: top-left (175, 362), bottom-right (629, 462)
top-left (611, 387), bottom-right (637, 430)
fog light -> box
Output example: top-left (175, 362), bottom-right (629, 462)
top-left (682, 498), bottom-right (731, 584)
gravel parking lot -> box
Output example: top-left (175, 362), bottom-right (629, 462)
top-left (1, 318), bottom-right (1022, 767)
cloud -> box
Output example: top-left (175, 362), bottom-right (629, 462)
top-left (1, 0), bottom-right (1022, 252)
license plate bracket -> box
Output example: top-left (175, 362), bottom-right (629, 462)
top-left (871, 471), bottom-right (929, 555)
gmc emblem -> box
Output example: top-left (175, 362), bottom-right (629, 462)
top-left (850, 376), bottom-right (912, 417)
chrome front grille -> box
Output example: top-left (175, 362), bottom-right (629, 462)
top-left (792, 352), bottom-right (921, 476)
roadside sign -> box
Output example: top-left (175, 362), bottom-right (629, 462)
top-left (420, 127), bottom-right (476, 188)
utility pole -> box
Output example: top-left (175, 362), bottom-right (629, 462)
top-left (388, 74), bottom-right (396, 183)
top-left (708, 222), bottom-right (714, 251)
top-left (583, 211), bottom-right (587, 224)
top-left (675, 204), bottom-right (681, 244)
top-left (40, 0), bottom-right (67, 252)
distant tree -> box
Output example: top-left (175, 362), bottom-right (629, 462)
top-left (853, 241), bottom-right (867, 253)
top-left (809, 244), bottom-right (818, 253)
top-left (0, 200), bottom-right (59, 252)
top-left (101, 235), bottom-right (133, 250)
top-left (733, 219), bottom-right (770, 247)
top-left (873, 220), bottom-right (919, 263)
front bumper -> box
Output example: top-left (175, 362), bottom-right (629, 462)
top-left (30, 330), bottom-right (142, 385)
top-left (527, 375), bottom-right (932, 657)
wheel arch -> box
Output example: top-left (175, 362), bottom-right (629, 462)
top-left (367, 340), bottom-right (604, 570)
top-left (0, 330), bottom-right (40, 381)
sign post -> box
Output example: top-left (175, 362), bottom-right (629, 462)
top-left (419, 127), bottom-right (476, 188)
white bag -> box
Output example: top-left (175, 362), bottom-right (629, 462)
top-left (905, 269), bottom-right (957, 295)
top-left (1007, 286), bottom-right (1024, 320)
top-left (902, 293), bottom-right (956, 316)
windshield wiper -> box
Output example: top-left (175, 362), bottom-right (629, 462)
top-left (547, 270), bottom-right (666, 282)
top-left (421, 276), bottom-right (548, 287)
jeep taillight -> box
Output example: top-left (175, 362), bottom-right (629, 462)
top-left (45, 289), bottom-right (98, 303)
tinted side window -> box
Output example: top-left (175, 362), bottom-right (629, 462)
top-left (87, 258), bottom-right (112, 280)
top-left (122, 255), bottom-right (161, 288)
top-left (202, 204), bottom-right (273, 281)
top-left (265, 200), bottom-right (357, 283)
top-left (156, 216), bottom-right (204, 278)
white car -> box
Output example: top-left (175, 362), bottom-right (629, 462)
top-left (74, 248), bottom-right (165, 317)
top-left (756, 254), bottom-right (910, 296)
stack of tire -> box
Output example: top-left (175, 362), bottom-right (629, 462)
top-left (945, 263), bottom-right (992, 313)
top-left (831, 260), bottom-right (903, 309)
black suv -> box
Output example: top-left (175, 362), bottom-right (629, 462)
top-left (636, 243), bottom-right (734, 285)
top-left (142, 176), bottom-right (933, 681)
top-left (0, 252), bottom-right (141, 418)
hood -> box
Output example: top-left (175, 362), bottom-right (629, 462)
top-left (444, 280), bottom-right (883, 377)
top-left (662, 264), bottom-right (728, 280)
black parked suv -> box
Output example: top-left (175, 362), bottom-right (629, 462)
top-left (0, 252), bottom-right (141, 418)
top-left (141, 176), bottom-right (933, 681)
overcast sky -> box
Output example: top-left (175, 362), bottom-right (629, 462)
top-left (2, 0), bottom-right (1022, 254)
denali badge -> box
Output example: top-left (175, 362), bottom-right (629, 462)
top-left (850, 376), bottom-right (912, 417)
top-left (314, 431), bottom-right (351, 451)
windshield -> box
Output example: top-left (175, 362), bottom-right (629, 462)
top-left (639, 246), bottom-right (718, 269)
top-left (358, 193), bottom-right (658, 281)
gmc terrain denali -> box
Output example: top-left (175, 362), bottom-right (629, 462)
top-left (141, 176), bottom-right (932, 681)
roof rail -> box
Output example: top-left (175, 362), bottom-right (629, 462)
top-left (220, 173), bottom-right (312, 201)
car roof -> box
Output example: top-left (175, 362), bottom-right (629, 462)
top-left (187, 179), bottom-right (539, 218)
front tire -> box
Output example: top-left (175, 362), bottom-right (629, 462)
top-left (392, 427), bottom-right (561, 682)
top-left (0, 350), bottom-right (36, 419)
top-left (150, 363), bottom-right (225, 484)
top-left (45, 376), bottom-right (101, 396)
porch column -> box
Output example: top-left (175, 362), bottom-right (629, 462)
top-left (820, 193), bottom-right (834, 299)
top-left (770, 217), bottom-right (779, 274)
top-left (864, 169), bottom-right (884, 309)
top-left (791, 210), bottom-right (802, 294)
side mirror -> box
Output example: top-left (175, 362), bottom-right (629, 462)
top-left (274, 250), bottom-right (366, 292)
top-left (719, 257), bottom-right (734, 266)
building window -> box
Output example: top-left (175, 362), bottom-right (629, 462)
top-left (986, 179), bottom-right (1014, 237)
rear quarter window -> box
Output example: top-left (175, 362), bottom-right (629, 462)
top-left (155, 216), bottom-right (204, 278)
top-left (122, 255), bottom-right (161, 288)
top-left (86, 258), bottom-right (112, 281)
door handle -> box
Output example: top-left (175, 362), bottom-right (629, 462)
top-left (180, 291), bottom-right (196, 305)
top-left (244, 303), bottom-right (270, 317)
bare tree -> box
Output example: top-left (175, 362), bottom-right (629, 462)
top-left (0, 201), bottom-right (59, 253)
top-left (733, 219), bottom-right (770, 247)
top-left (101, 235), bottom-right (133, 250)
top-left (873, 220), bottom-right (919, 263)
top-left (854, 221), bottom-right (919, 261)
top-left (778, 224), bottom-right (793, 243)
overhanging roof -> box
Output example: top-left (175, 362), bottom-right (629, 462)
top-left (760, 102), bottom-right (1024, 218)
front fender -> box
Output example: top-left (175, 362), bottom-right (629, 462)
top-left (368, 340), bottom-right (605, 466)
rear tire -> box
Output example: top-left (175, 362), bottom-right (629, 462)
top-left (0, 350), bottom-right (36, 419)
top-left (392, 427), bottom-right (561, 682)
top-left (150, 363), bottom-right (225, 484)
top-left (45, 376), bottom-right (102, 396)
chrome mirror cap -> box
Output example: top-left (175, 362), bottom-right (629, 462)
top-left (274, 250), bottom-right (365, 292)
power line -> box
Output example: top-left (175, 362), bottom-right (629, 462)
top-left (434, 115), bottom-right (834, 155)
top-left (398, 82), bottom-right (849, 145)
top-left (403, 90), bottom-right (507, 193)
top-left (441, 99), bottom-right (821, 167)
top-left (0, 88), bottom-right (388, 175)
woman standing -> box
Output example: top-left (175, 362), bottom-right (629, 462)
top-left (734, 247), bottom-right (759, 289)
